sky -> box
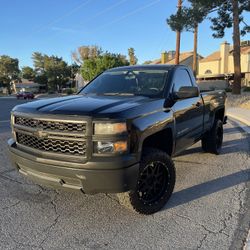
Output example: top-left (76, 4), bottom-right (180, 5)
top-left (1, 0), bottom-right (250, 68)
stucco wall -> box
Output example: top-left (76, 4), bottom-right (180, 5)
top-left (199, 60), bottom-right (221, 75)
top-left (227, 54), bottom-right (249, 73)
top-left (199, 53), bottom-right (250, 76)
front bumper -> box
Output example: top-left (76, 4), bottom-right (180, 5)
top-left (8, 139), bottom-right (139, 194)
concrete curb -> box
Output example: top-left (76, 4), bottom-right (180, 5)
top-left (227, 112), bottom-right (250, 126)
top-left (227, 113), bottom-right (250, 134)
top-left (227, 112), bottom-right (250, 250)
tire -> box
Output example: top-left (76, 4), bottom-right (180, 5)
top-left (117, 148), bottom-right (176, 214)
top-left (201, 119), bottom-right (223, 155)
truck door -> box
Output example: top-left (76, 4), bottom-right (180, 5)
top-left (172, 68), bottom-right (204, 154)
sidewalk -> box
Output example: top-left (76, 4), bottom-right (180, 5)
top-left (227, 108), bottom-right (250, 134)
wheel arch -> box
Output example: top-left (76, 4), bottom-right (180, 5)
top-left (214, 107), bottom-right (225, 122)
top-left (140, 127), bottom-right (174, 158)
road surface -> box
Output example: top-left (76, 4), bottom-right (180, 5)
top-left (0, 97), bottom-right (249, 250)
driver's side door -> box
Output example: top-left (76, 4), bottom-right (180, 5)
top-left (172, 69), bottom-right (203, 154)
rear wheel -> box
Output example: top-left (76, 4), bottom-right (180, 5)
top-left (117, 148), bottom-right (176, 214)
top-left (202, 119), bottom-right (223, 155)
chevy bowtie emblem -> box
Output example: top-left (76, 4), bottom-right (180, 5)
top-left (33, 130), bottom-right (48, 138)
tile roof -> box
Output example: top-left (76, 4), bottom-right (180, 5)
top-left (167, 52), bottom-right (193, 64)
top-left (230, 46), bottom-right (250, 54)
top-left (200, 45), bottom-right (250, 63)
top-left (150, 52), bottom-right (194, 65)
top-left (199, 51), bottom-right (221, 63)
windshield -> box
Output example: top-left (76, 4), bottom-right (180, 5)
top-left (79, 69), bottom-right (168, 97)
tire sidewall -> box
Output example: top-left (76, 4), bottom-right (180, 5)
top-left (129, 149), bottom-right (176, 214)
top-left (213, 119), bottom-right (223, 154)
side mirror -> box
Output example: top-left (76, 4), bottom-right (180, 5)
top-left (174, 86), bottom-right (199, 99)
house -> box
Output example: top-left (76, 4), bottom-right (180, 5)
top-left (12, 79), bottom-right (41, 93)
top-left (198, 41), bottom-right (250, 86)
top-left (150, 50), bottom-right (203, 71)
top-left (75, 73), bottom-right (88, 90)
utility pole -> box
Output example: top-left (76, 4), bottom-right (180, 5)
top-left (175, 0), bottom-right (182, 65)
top-left (193, 24), bottom-right (198, 78)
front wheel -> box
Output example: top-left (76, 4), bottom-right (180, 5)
top-left (117, 148), bottom-right (176, 214)
top-left (202, 119), bottom-right (223, 155)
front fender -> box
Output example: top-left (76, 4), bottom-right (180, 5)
top-left (129, 108), bottom-right (175, 160)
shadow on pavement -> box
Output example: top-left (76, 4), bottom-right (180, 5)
top-left (165, 169), bottom-right (249, 209)
top-left (177, 131), bottom-right (249, 157)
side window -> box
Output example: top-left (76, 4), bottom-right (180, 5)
top-left (173, 69), bottom-right (193, 92)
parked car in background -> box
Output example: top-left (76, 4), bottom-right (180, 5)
top-left (16, 92), bottom-right (34, 99)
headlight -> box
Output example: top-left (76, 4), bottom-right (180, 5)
top-left (94, 141), bottom-right (127, 154)
top-left (94, 122), bottom-right (127, 135)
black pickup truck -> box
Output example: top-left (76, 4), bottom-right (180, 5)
top-left (8, 65), bottom-right (226, 214)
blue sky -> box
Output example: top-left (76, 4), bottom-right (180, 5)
top-left (1, 0), bottom-right (250, 68)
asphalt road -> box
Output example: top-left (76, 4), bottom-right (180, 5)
top-left (0, 97), bottom-right (249, 250)
top-left (0, 97), bottom-right (33, 133)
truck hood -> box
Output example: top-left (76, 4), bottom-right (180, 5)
top-left (13, 94), bottom-right (164, 119)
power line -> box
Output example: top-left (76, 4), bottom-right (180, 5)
top-left (91, 0), bottom-right (162, 32)
top-left (76, 0), bottom-right (128, 28)
top-left (30, 0), bottom-right (92, 36)
top-left (40, 0), bottom-right (129, 44)
top-left (42, 0), bottom-right (162, 45)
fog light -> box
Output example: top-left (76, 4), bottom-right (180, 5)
top-left (94, 141), bottom-right (127, 154)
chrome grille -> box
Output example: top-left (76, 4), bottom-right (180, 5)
top-left (15, 116), bottom-right (86, 133)
top-left (16, 133), bottom-right (86, 156)
top-left (13, 115), bottom-right (88, 158)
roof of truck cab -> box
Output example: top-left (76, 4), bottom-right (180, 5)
top-left (107, 64), bottom-right (178, 72)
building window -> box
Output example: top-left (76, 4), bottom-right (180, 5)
top-left (205, 70), bottom-right (212, 74)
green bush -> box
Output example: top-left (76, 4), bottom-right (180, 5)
top-left (225, 87), bottom-right (232, 92)
top-left (66, 88), bottom-right (75, 95)
top-left (243, 86), bottom-right (250, 92)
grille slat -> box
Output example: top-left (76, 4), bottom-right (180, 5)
top-left (15, 116), bottom-right (86, 133)
top-left (16, 133), bottom-right (86, 156)
top-left (14, 115), bottom-right (87, 157)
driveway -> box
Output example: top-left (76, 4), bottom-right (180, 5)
top-left (0, 98), bottom-right (249, 250)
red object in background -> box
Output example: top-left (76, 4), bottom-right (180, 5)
top-left (16, 92), bottom-right (34, 99)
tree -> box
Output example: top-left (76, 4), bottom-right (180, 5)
top-left (170, 0), bottom-right (250, 94)
top-left (0, 55), bottom-right (20, 94)
top-left (167, 2), bottom-right (209, 76)
top-left (81, 52), bottom-right (129, 81)
top-left (32, 52), bottom-right (46, 73)
top-left (21, 66), bottom-right (35, 80)
top-left (208, 0), bottom-right (250, 94)
top-left (69, 63), bottom-right (80, 78)
top-left (44, 55), bottom-right (71, 91)
top-left (71, 46), bottom-right (102, 65)
top-left (128, 48), bottom-right (138, 65)
top-left (31, 52), bottom-right (71, 91)
top-left (34, 74), bottom-right (48, 86)
top-left (32, 52), bottom-right (48, 87)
